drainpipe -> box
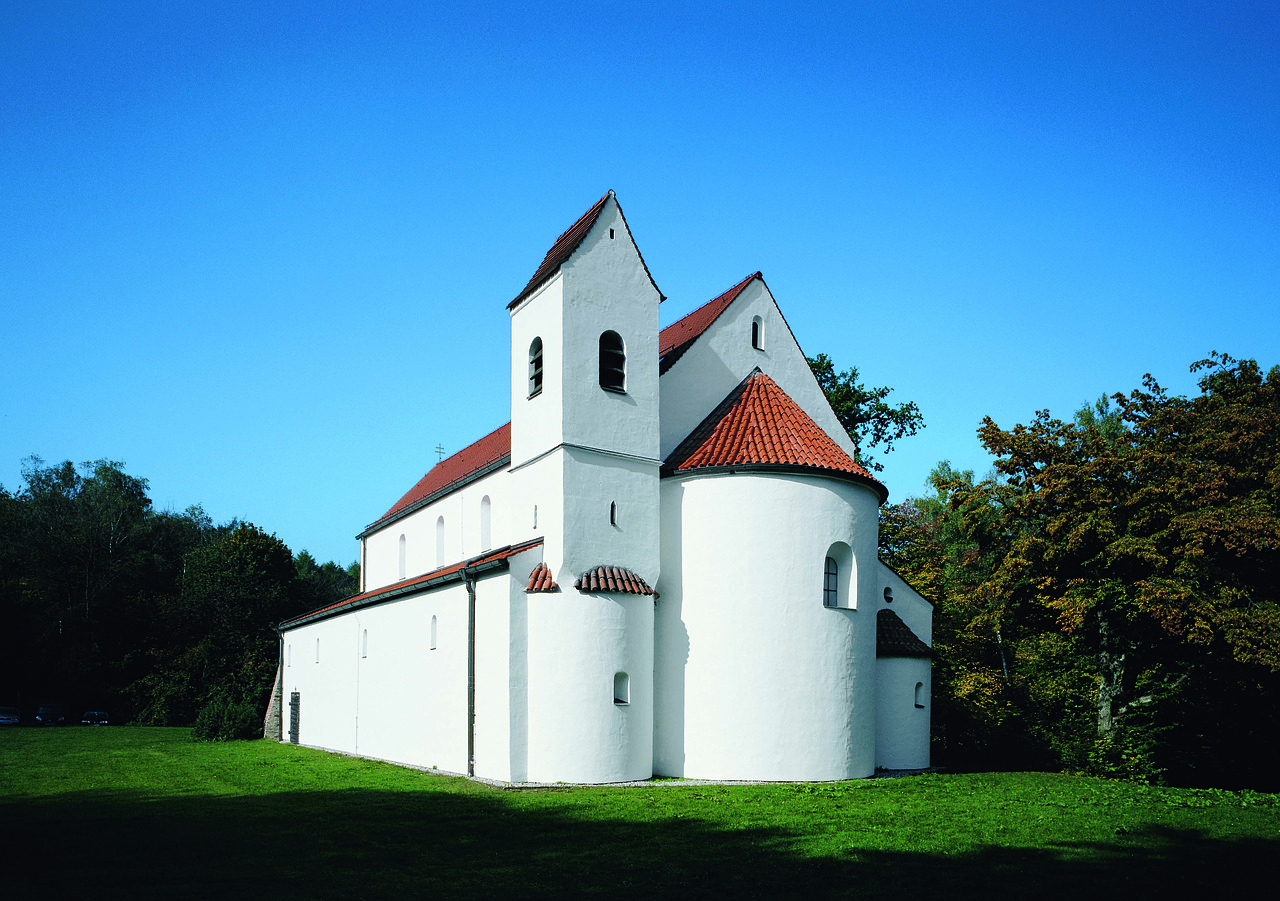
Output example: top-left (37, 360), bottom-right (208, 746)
top-left (275, 627), bottom-right (285, 741)
top-left (462, 565), bottom-right (477, 777)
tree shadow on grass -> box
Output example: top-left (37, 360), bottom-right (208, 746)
top-left (4, 784), bottom-right (1273, 900)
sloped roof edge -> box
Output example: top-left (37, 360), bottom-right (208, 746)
top-left (509, 191), bottom-right (664, 310)
top-left (658, 271), bottom-right (761, 375)
top-left (280, 538), bottom-right (544, 630)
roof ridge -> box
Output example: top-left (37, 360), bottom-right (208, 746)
top-left (657, 271), bottom-right (762, 375)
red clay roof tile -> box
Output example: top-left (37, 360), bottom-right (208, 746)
top-left (363, 423), bottom-right (511, 535)
top-left (876, 609), bottom-right (933, 658)
top-left (662, 369), bottom-right (887, 502)
top-left (573, 565), bottom-right (654, 595)
top-left (658, 272), bottom-right (760, 375)
top-left (526, 562), bottom-right (559, 593)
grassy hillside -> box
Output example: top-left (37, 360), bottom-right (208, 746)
top-left (2, 728), bottom-right (1275, 899)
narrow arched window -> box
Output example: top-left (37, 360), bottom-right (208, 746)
top-left (436, 516), bottom-right (445, 567)
top-left (398, 534), bottom-right (406, 580)
top-left (915, 682), bottom-right (925, 708)
top-left (528, 337), bottom-right (544, 398)
top-left (480, 495), bottom-right (492, 551)
top-left (361, 629), bottom-right (368, 658)
top-left (751, 315), bottom-right (764, 350)
top-left (609, 501), bottom-right (618, 526)
top-left (430, 615), bottom-right (437, 650)
top-left (823, 557), bottom-right (839, 607)
top-left (315, 638), bottom-right (320, 663)
top-left (287, 644), bottom-right (291, 667)
top-left (599, 330), bottom-right (626, 393)
top-left (614, 672), bottom-right (630, 705)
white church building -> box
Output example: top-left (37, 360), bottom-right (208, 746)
top-left (274, 192), bottom-right (932, 783)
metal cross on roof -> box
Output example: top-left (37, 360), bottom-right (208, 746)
top-left (435, 443), bottom-right (445, 463)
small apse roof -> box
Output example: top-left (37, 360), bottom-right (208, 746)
top-left (876, 609), bottom-right (933, 658)
top-left (662, 368), bottom-right (887, 503)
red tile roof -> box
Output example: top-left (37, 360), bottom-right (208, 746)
top-left (280, 538), bottom-right (544, 628)
top-left (574, 565), bottom-right (654, 595)
top-left (876, 609), bottom-right (933, 658)
top-left (509, 191), bottom-right (664, 310)
top-left (362, 423), bottom-right (511, 535)
top-left (662, 369), bottom-right (888, 502)
top-left (526, 562), bottom-right (559, 593)
top-left (658, 272), bottom-right (760, 375)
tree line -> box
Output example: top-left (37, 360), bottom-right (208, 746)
top-left (866, 352), bottom-right (1280, 790)
top-left (0, 458), bottom-right (356, 731)
top-left (4, 351), bottom-right (1276, 786)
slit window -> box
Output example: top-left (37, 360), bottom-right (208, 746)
top-left (361, 629), bottom-right (368, 658)
top-left (823, 557), bottom-right (839, 607)
top-left (751, 316), bottom-right (764, 350)
top-left (436, 516), bottom-right (445, 567)
top-left (398, 534), bottom-right (406, 581)
top-left (599, 330), bottom-right (626, 393)
top-left (480, 495), bottom-right (492, 551)
top-left (528, 337), bottom-right (543, 398)
top-left (915, 682), bottom-right (925, 708)
top-left (610, 501), bottom-right (618, 526)
top-left (315, 638), bottom-right (320, 663)
top-left (430, 615), bottom-right (437, 651)
top-left (614, 672), bottom-right (630, 705)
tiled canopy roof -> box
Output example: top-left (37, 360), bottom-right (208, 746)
top-left (574, 565), bottom-right (654, 595)
top-left (508, 190), bottom-right (664, 310)
top-left (658, 272), bottom-right (760, 375)
top-left (280, 538), bottom-right (543, 629)
top-left (363, 423), bottom-right (511, 535)
top-left (526, 562), bottom-right (559, 593)
top-left (876, 609), bottom-right (933, 658)
top-left (662, 369), bottom-right (887, 502)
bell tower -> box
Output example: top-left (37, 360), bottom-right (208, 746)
top-left (506, 191), bottom-right (663, 782)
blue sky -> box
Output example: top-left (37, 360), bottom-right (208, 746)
top-left (3, 2), bottom-right (1277, 566)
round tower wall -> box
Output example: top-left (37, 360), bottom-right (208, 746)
top-left (655, 471), bottom-right (880, 780)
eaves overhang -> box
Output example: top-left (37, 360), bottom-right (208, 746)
top-left (279, 538), bottom-right (542, 631)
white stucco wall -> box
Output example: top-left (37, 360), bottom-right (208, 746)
top-left (525, 589), bottom-right (654, 783)
top-left (362, 467), bottom-right (510, 592)
top-left (659, 278), bottom-right (859, 466)
top-left (655, 470), bottom-right (881, 780)
top-left (875, 656), bottom-right (931, 769)
top-left (281, 574), bottom-right (518, 777)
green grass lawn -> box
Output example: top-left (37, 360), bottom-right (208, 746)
top-left (2, 728), bottom-right (1275, 899)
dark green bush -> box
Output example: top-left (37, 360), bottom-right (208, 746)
top-left (192, 694), bottom-right (261, 741)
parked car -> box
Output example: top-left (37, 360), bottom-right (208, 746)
top-left (81, 711), bottom-right (109, 725)
top-left (35, 705), bottom-right (66, 726)
top-left (0, 707), bottom-right (19, 725)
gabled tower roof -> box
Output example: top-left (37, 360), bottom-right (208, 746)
top-left (508, 190), bottom-right (664, 310)
top-left (663, 368), bottom-right (887, 502)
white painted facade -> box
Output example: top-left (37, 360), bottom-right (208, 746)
top-left (279, 192), bottom-right (932, 782)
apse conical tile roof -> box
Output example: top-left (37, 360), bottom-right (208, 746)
top-left (662, 369), bottom-right (887, 502)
